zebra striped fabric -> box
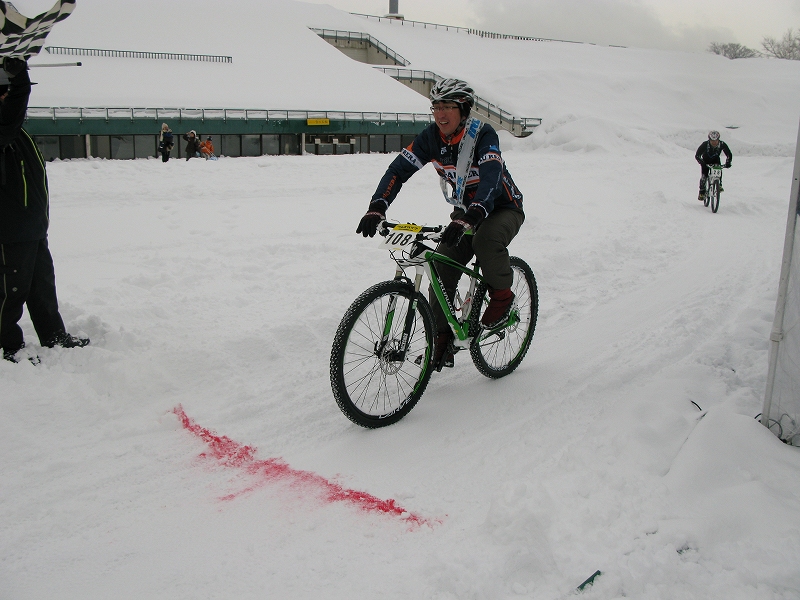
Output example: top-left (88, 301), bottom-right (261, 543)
top-left (0, 0), bottom-right (76, 58)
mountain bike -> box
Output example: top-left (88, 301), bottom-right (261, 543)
top-left (704, 164), bottom-right (727, 213)
top-left (330, 220), bottom-right (538, 428)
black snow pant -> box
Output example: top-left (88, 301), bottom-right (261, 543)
top-left (429, 207), bottom-right (525, 334)
top-left (0, 238), bottom-right (66, 353)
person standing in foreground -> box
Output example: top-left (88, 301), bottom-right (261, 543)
top-left (0, 57), bottom-right (89, 363)
top-left (696, 130), bottom-right (732, 201)
top-left (356, 78), bottom-right (524, 371)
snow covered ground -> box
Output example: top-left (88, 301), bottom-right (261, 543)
top-left (2, 1), bottom-right (800, 599)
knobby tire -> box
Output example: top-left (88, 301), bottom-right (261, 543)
top-left (468, 256), bottom-right (538, 378)
top-left (710, 181), bottom-right (720, 213)
top-left (330, 280), bottom-right (435, 428)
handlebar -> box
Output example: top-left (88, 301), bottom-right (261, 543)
top-left (379, 221), bottom-right (444, 237)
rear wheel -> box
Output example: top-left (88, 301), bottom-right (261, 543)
top-left (710, 181), bottom-right (720, 213)
top-left (469, 257), bottom-right (538, 378)
top-left (330, 280), bottom-right (435, 428)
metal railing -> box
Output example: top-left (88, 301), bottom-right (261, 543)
top-left (309, 28), bottom-right (410, 66)
top-left (45, 46), bottom-right (233, 63)
top-left (351, 13), bottom-right (470, 34)
top-left (351, 13), bottom-right (588, 45)
top-left (25, 106), bottom-right (435, 124)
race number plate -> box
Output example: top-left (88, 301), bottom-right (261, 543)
top-left (380, 223), bottom-right (423, 251)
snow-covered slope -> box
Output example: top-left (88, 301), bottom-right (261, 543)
top-left (26, 0), bottom-right (429, 111)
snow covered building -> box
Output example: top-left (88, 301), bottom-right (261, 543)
top-left (20, 0), bottom-right (438, 159)
top-left (21, 0), bottom-right (540, 160)
top-left (16, 0), bottom-right (539, 160)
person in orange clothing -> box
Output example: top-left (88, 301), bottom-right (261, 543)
top-left (199, 136), bottom-right (215, 159)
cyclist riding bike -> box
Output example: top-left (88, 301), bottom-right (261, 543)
top-left (696, 130), bottom-right (732, 202)
top-left (356, 78), bottom-right (525, 371)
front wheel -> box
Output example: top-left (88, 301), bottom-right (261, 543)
top-left (330, 280), bottom-right (435, 428)
top-left (469, 257), bottom-right (538, 378)
top-left (710, 181), bottom-right (720, 213)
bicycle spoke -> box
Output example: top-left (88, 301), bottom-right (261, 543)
top-left (331, 281), bottom-right (434, 427)
top-left (469, 257), bottom-right (538, 378)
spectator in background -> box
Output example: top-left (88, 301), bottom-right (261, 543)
top-left (183, 130), bottom-right (201, 160)
top-left (0, 57), bottom-right (89, 363)
top-left (199, 135), bottom-right (215, 160)
top-left (158, 123), bottom-right (174, 162)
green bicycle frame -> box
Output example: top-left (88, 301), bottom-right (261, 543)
top-left (424, 250), bottom-right (484, 341)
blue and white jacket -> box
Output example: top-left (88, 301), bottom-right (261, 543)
top-left (371, 122), bottom-right (523, 217)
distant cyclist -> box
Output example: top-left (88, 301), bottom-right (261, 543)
top-left (355, 78), bottom-right (525, 371)
top-left (696, 131), bottom-right (732, 201)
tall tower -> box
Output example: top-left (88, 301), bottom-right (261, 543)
top-left (386, 0), bottom-right (404, 20)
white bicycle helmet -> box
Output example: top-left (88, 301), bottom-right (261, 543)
top-left (708, 130), bottom-right (720, 141)
top-left (430, 78), bottom-right (475, 115)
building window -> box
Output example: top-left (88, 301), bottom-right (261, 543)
top-left (352, 136), bottom-right (368, 154)
top-left (281, 134), bottom-right (300, 155)
top-left (135, 135), bottom-right (156, 159)
top-left (242, 135), bottom-right (261, 156)
top-left (90, 136), bottom-right (111, 159)
top-left (262, 134), bottom-right (280, 155)
top-left (59, 135), bottom-right (86, 159)
top-left (369, 135), bottom-right (384, 153)
top-left (34, 136), bottom-right (60, 161)
top-left (110, 135), bottom-right (135, 160)
top-left (385, 135), bottom-right (402, 153)
top-left (221, 135), bottom-right (241, 157)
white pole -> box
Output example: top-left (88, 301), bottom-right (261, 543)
top-left (762, 117), bottom-right (800, 430)
top-left (30, 62), bottom-right (82, 68)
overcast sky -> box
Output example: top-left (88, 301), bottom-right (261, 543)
top-left (303, 0), bottom-right (800, 52)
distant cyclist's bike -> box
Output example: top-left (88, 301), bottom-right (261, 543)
top-left (704, 164), bottom-right (727, 213)
top-left (330, 220), bottom-right (538, 428)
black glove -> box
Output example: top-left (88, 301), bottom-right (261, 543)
top-left (724, 161), bottom-right (731, 168)
top-left (441, 206), bottom-right (485, 248)
top-left (2, 57), bottom-right (28, 78)
top-left (356, 202), bottom-right (386, 238)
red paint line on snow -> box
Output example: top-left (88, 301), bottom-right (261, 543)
top-left (174, 405), bottom-right (437, 528)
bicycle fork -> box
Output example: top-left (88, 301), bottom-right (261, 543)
top-left (375, 266), bottom-right (426, 362)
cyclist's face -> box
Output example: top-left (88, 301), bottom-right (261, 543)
top-left (710, 138), bottom-right (719, 147)
top-left (432, 102), bottom-right (462, 137)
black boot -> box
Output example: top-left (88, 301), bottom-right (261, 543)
top-left (432, 331), bottom-right (455, 372)
top-left (3, 343), bottom-right (40, 364)
top-left (44, 331), bottom-right (90, 349)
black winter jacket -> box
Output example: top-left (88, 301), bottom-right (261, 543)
top-left (0, 68), bottom-right (49, 243)
top-left (371, 122), bottom-right (523, 216)
top-left (695, 140), bottom-right (732, 166)
top-left (184, 133), bottom-right (201, 156)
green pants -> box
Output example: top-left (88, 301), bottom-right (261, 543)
top-left (429, 207), bottom-right (525, 333)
